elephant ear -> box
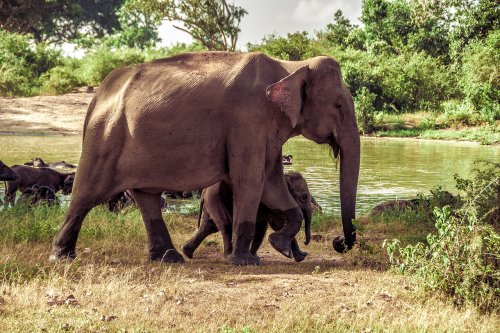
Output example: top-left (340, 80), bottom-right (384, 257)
top-left (266, 66), bottom-right (310, 128)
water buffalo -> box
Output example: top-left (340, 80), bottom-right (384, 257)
top-left (17, 185), bottom-right (59, 207)
top-left (5, 165), bottom-right (74, 206)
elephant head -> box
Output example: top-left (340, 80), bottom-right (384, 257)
top-left (267, 57), bottom-right (360, 253)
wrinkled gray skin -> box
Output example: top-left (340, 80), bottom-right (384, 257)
top-left (182, 172), bottom-right (312, 262)
top-left (5, 165), bottom-right (74, 206)
top-left (18, 185), bottom-right (59, 207)
top-left (50, 52), bottom-right (360, 265)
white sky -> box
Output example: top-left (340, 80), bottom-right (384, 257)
top-left (158, 0), bottom-right (363, 50)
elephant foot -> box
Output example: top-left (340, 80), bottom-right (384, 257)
top-left (181, 243), bottom-right (195, 259)
top-left (49, 246), bottom-right (76, 262)
top-left (150, 249), bottom-right (185, 263)
top-left (268, 232), bottom-right (292, 259)
top-left (333, 236), bottom-right (350, 253)
top-left (227, 253), bottom-right (260, 266)
top-left (292, 250), bottom-right (308, 262)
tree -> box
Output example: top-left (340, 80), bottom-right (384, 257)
top-left (449, 0), bottom-right (500, 60)
top-left (125, 0), bottom-right (247, 51)
top-left (0, 0), bottom-right (123, 44)
top-left (318, 10), bottom-right (356, 47)
top-left (77, 2), bottom-right (162, 49)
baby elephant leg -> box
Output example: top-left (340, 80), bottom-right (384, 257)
top-left (250, 219), bottom-right (268, 257)
top-left (182, 217), bottom-right (219, 259)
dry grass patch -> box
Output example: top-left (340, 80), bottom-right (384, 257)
top-left (0, 212), bottom-right (499, 332)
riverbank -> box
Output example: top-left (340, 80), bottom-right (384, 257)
top-left (0, 92), bottom-right (498, 144)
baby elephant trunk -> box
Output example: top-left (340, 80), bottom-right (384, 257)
top-left (303, 208), bottom-right (311, 245)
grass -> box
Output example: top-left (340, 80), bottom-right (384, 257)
top-left (0, 204), bottom-right (498, 332)
top-left (372, 112), bottom-right (500, 145)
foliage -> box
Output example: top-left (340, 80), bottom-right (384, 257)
top-left (0, 30), bottom-right (60, 96)
top-left (0, 0), bottom-right (123, 44)
top-left (39, 63), bottom-right (83, 95)
top-left (339, 48), bottom-right (454, 113)
top-left (247, 31), bottom-right (319, 61)
top-left (78, 47), bottom-right (146, 86)
top-left (354, 87), bottom-right (376, 133)
top-left (317, 10), bottom-right (357, 48)
top-left (453, 161), bottom-right (500, 227)
top-left (125, 0), bottom-right (247, 51)
top-left (458, 30), bottom-right (500, 123)
top-left (384, 161), bottom-right (500, 312)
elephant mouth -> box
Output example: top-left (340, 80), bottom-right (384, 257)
top-left (328, 134), bottom-right (340, 158)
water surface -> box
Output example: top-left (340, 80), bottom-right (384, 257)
top-left (1, 135), bottom-right (498, 215)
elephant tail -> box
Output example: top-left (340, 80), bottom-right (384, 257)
top-left (197, 196), bottom-right (205, 229)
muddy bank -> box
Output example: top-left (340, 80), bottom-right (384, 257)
top-left (0, 92), bottom-right (94, 136)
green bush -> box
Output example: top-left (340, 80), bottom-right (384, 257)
top-left (439, 100), bottom-right (483, 126)
top-left (78, 47), bottom-right (146, 86)
top-left (247, 31), bottom-right (321, 61)
top-left (0, 30), bottom-right (61, 96)
top-left (459, 31), bottom-right (500, 123)
top-left (384, 162), bottom-right (500, 313)
top-left (354, 87), bottom-right (376, 133)
top-left (379, 52), bottom-right (455, 113)
top-left (39, 65), bottom-right (82, 95)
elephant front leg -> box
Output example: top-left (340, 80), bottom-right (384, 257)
top-left (291, 238), bottom-right (308, 262)
top-left (130, 190), bottom-right (184, 263)
top-left (226, 185), bottom-right (263, 266)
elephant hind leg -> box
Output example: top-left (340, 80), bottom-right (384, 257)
top-left (129, 190), bottom-right (184, 263)
top-left (182, 216), bottom-right (219, 259)
top-left (50, 195), bottom-right (97, 260)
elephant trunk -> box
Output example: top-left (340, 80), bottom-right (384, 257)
top-left (332, 132), bottom-right (360, 253)
top-left (303, 207), bottom-right (311, 245)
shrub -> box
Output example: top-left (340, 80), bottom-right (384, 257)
top-left (384, 161), bottom-right (500, 312)
top-left (354, 87), bottom-right (376, 133)
top-left (439, 100), bottom-right (483, 127)
top-left (379, 52), bottom-right (455, 113)
top-left (39, 65), bottom-right (82, 95)
top-left (247, 31), bottom-right (320, 61)
top-left (0, 62), bottom-right (32, 96)
top-left (0, 30), bottom-right (61, 96)
top-left (459, 30), bottom-right (500, 123)
top-left (78, 47), bottom-right (145, 86)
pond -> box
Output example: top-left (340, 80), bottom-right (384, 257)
top-left (1, 135), bottom-right (499, 215)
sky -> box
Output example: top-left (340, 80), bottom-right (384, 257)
top-left (158, 0), bottom-right (363, 50)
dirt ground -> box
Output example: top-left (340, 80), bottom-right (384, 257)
top-left (0, 91), bottom-right (94, 135)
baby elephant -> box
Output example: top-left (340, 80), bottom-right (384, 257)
top-left (182, 172), bottom-right (312, 262)
top-left (17, 185), bottom-right (59, 207)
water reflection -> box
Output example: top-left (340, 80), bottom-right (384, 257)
top-left (283, 136), bottom-right (499, 215)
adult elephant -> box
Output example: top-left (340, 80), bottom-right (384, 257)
top-left (50, 51), bottom-right (360, 265)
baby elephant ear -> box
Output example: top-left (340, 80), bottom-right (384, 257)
top-left (266, 66), bottom-right (310, 128)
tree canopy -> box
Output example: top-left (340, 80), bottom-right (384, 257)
top-left (124, 0), bottom-right (247, 51)
top-left (0, 0), bottom-right (124, 43)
